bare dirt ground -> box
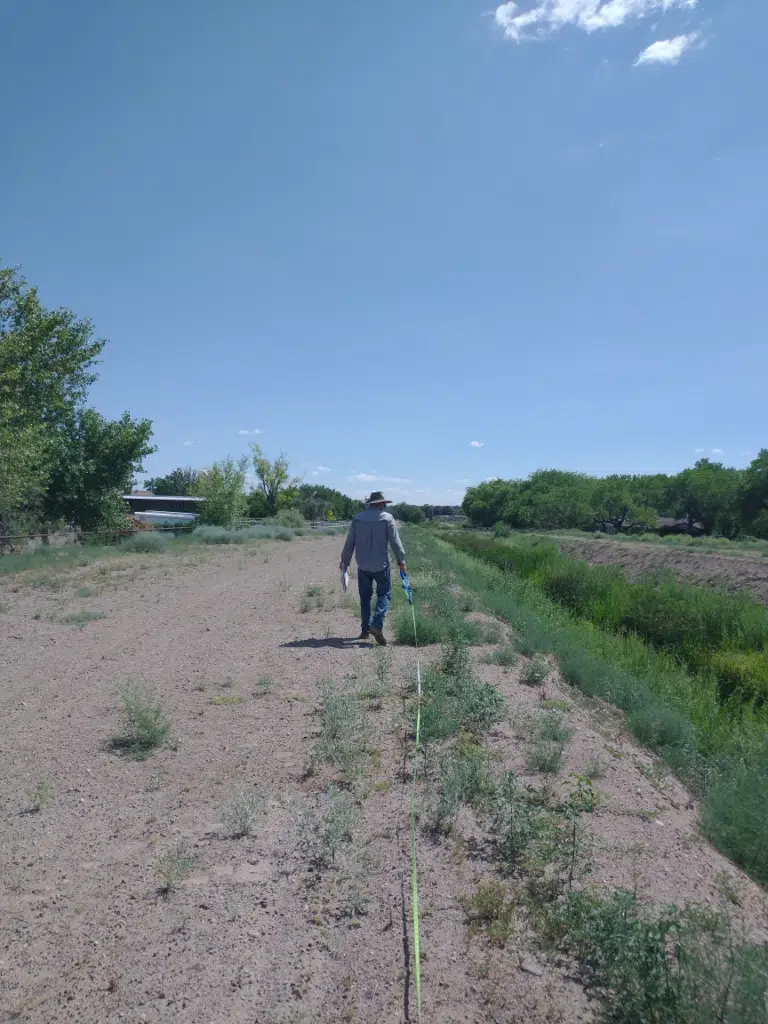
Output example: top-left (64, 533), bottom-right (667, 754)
top-left (2, 536), bottom-right (767, 1023)
top-left (553, 536), bottom-right (768, 604)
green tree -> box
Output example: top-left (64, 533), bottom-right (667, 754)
top-left (592, 475), bottom-right (658, 532)
top-left (0, 415), bottom-right (49, 537)
top-left (250, 445), bottom-right (299, 515)
top-left (0, 266), bottom-right (105, 429)
top-left (740, 450), bottom-right (768, 538)
top-left (671, 459), bottom-right (742, 536)
top-left (197, 456), bottom-right (248, 527)
top-left (144, 466), bottom-right (200, 496)
top-left (43, 410), bottom-right (156, 530)
top-left (392, 502), bottom-right (425, 524)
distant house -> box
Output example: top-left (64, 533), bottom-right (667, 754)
top-left (122, 494), bottom-right (205, 526)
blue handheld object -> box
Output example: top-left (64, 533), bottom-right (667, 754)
top-left (400, 569), bottom-right (413, 605)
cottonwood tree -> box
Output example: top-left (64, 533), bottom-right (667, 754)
top-left (250, 445), bottom-right (299, 515)
top-left (197, 456), bottom-right (248, 527)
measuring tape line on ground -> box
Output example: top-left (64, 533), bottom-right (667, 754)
top-left (401, 571), bottom-right (423, 1021)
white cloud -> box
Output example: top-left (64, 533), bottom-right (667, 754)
top-left (311, 465), bottom-right (331, 476)
top-left (237, 428), bottom-right (262, 436)
top-left (183, 440), bottom-right (194, 446)
top-left (712, 448), bottom-right (724, 455)
top-left (349, 473), bottom-right (410, 484)
top-left (694, 448), bottom-right (705, 453)
top-left (456, 479), bottom-right (471, 485)
top-left (470, 441), bottom-right (485, 448)
top-left (635, 32), bottom-right (698, 65)
top-left (495, 1), bottom-right (697, 42)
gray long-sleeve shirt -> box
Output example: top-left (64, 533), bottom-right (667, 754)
top-left (341, 508), bottom-right (406, 573)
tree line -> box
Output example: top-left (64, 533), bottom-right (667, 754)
top-left (462, 461), bottom-right (768, 538)
top-left (0, 265), bottom-right (368, 538)
top-left (145, 461), bottom-right (364, 525)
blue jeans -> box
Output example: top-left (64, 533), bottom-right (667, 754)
top-left (358, 566), bottom-right (391, 631)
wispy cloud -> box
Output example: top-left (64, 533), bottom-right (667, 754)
top-left (470, 441), bottom-right (485, 448)
top-left (712, 448), bottom-right (724, 455)
top-left (311, 465), bottom-right (331, 477)
top-left (237, 428), bottom-right (262, 436)
top-left (183, 440), bottom-right (194, 446)
top-left (349, 473), bottom-right (410, 484)
top-left (456, 478), bottom-right (471, 485)
top-left (635, 33), bottom-right (698, 66)
top-left (695, 448), bottom-right (706, 453)
top-left (495, 0), bottom-right (698, 42)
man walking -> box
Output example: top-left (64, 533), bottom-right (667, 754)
top-left (340, 491), bottom-right (407, 645)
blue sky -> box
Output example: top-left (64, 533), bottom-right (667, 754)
top-left (2, 0), bottom-right (766, 504)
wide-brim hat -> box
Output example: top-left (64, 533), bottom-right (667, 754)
top-left (367, 491), bottom-right (392, 505)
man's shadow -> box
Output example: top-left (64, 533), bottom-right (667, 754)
top-left (280, 637), bottom-right (373, 650)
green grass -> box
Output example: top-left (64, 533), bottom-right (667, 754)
top-left (120, 532), bottom-right (171, 553)
top-left (112, 685), bottom-right (171, 759)
top-left (403, 528), bottom-right (768, 885)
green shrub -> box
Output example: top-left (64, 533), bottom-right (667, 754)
top-left (520, 656), bottom-right (549, 686)
top-left (493, 521), bottom-right (511, 538)
top-left (419, 638), bottom-right (506, 742)
top-left (484, 645), bottom-right (519, 667)
top-left (273, 508), bottom-right (305, 529)
top-left (296, 787), bottom-right (356, 868)
top-left (120, 532), bottom-right (171, 553)
top-left (312, 684), bottom-right (370, 780)
top-left (113, 685), bottom-right (171, 759)
top-left (710, 650), bottom-right (768, 705)
top-left (425, 741), bottom-right (493, 833)
top-left (542, 888), bottom-right (768, 1024)
top-left (460, 880), bottom-right (515, 946)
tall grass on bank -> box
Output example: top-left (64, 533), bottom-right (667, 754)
top-left (403, 529), bottom-right (768, 884)
top-left (449, 533), bottom-right (768, 706)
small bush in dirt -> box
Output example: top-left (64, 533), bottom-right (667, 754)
top-left (536, 712), bottom-right (572, 745)
top-left (420, 639), bottom-right (506, 743)
top-left (526, 741), bottom-right (566, 774)
top-left (514, 635), bottom-right (537, 657)
top-left (26, 777), bottom-right (53, 812)
top-left (296, 787), bottom-right (356, 869)
top-left (121, 532), bottom-right (171, 554)
top-left (113, 685), bottom-right (171, 759)
top-left (425, 741), bottom-right (494, 834)
top-left (484, 645), bottom-right (519, 668)
top-left (256, 676), bottom-right (272, 695)
top-left (223, 790), bottom-right (263, 838)
top-left (312, 684), bottom-right (370, 780)
top-left (155, 843), bottom-right (195, 894)
top-left (520, 657), bottom-right (549, 687)
top-left (540, 888), bottom-right (768, 1024)
top-left (58, 610), bottom-right (107, 628)
top-left (491, 772), bottom-right (554, 873)
top-left (583, 755), bottom-right (607, 780)
top-left (460, 880), bottom-right (515, 946)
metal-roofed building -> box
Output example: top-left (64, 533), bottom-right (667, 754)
top-left (122, 494), bottom-right (205, 525)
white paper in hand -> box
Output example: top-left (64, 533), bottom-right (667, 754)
top-left (341, 570), bottom-right (350, 593)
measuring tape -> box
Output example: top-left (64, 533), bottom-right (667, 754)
top-left (401, 571), bottom-right (423, 1021)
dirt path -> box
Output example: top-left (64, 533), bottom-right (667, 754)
top-left (1, 537), bottom-right (766, 1023)
top-left (553, 536), bottom-right (768, 604)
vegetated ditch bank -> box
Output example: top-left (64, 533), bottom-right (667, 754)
top-left (425, 529), bottom-right (768, 887)
top-left (396, 531), bottom-right (768, 1022)
top-left (550, 533), bottom-right (768, 607)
